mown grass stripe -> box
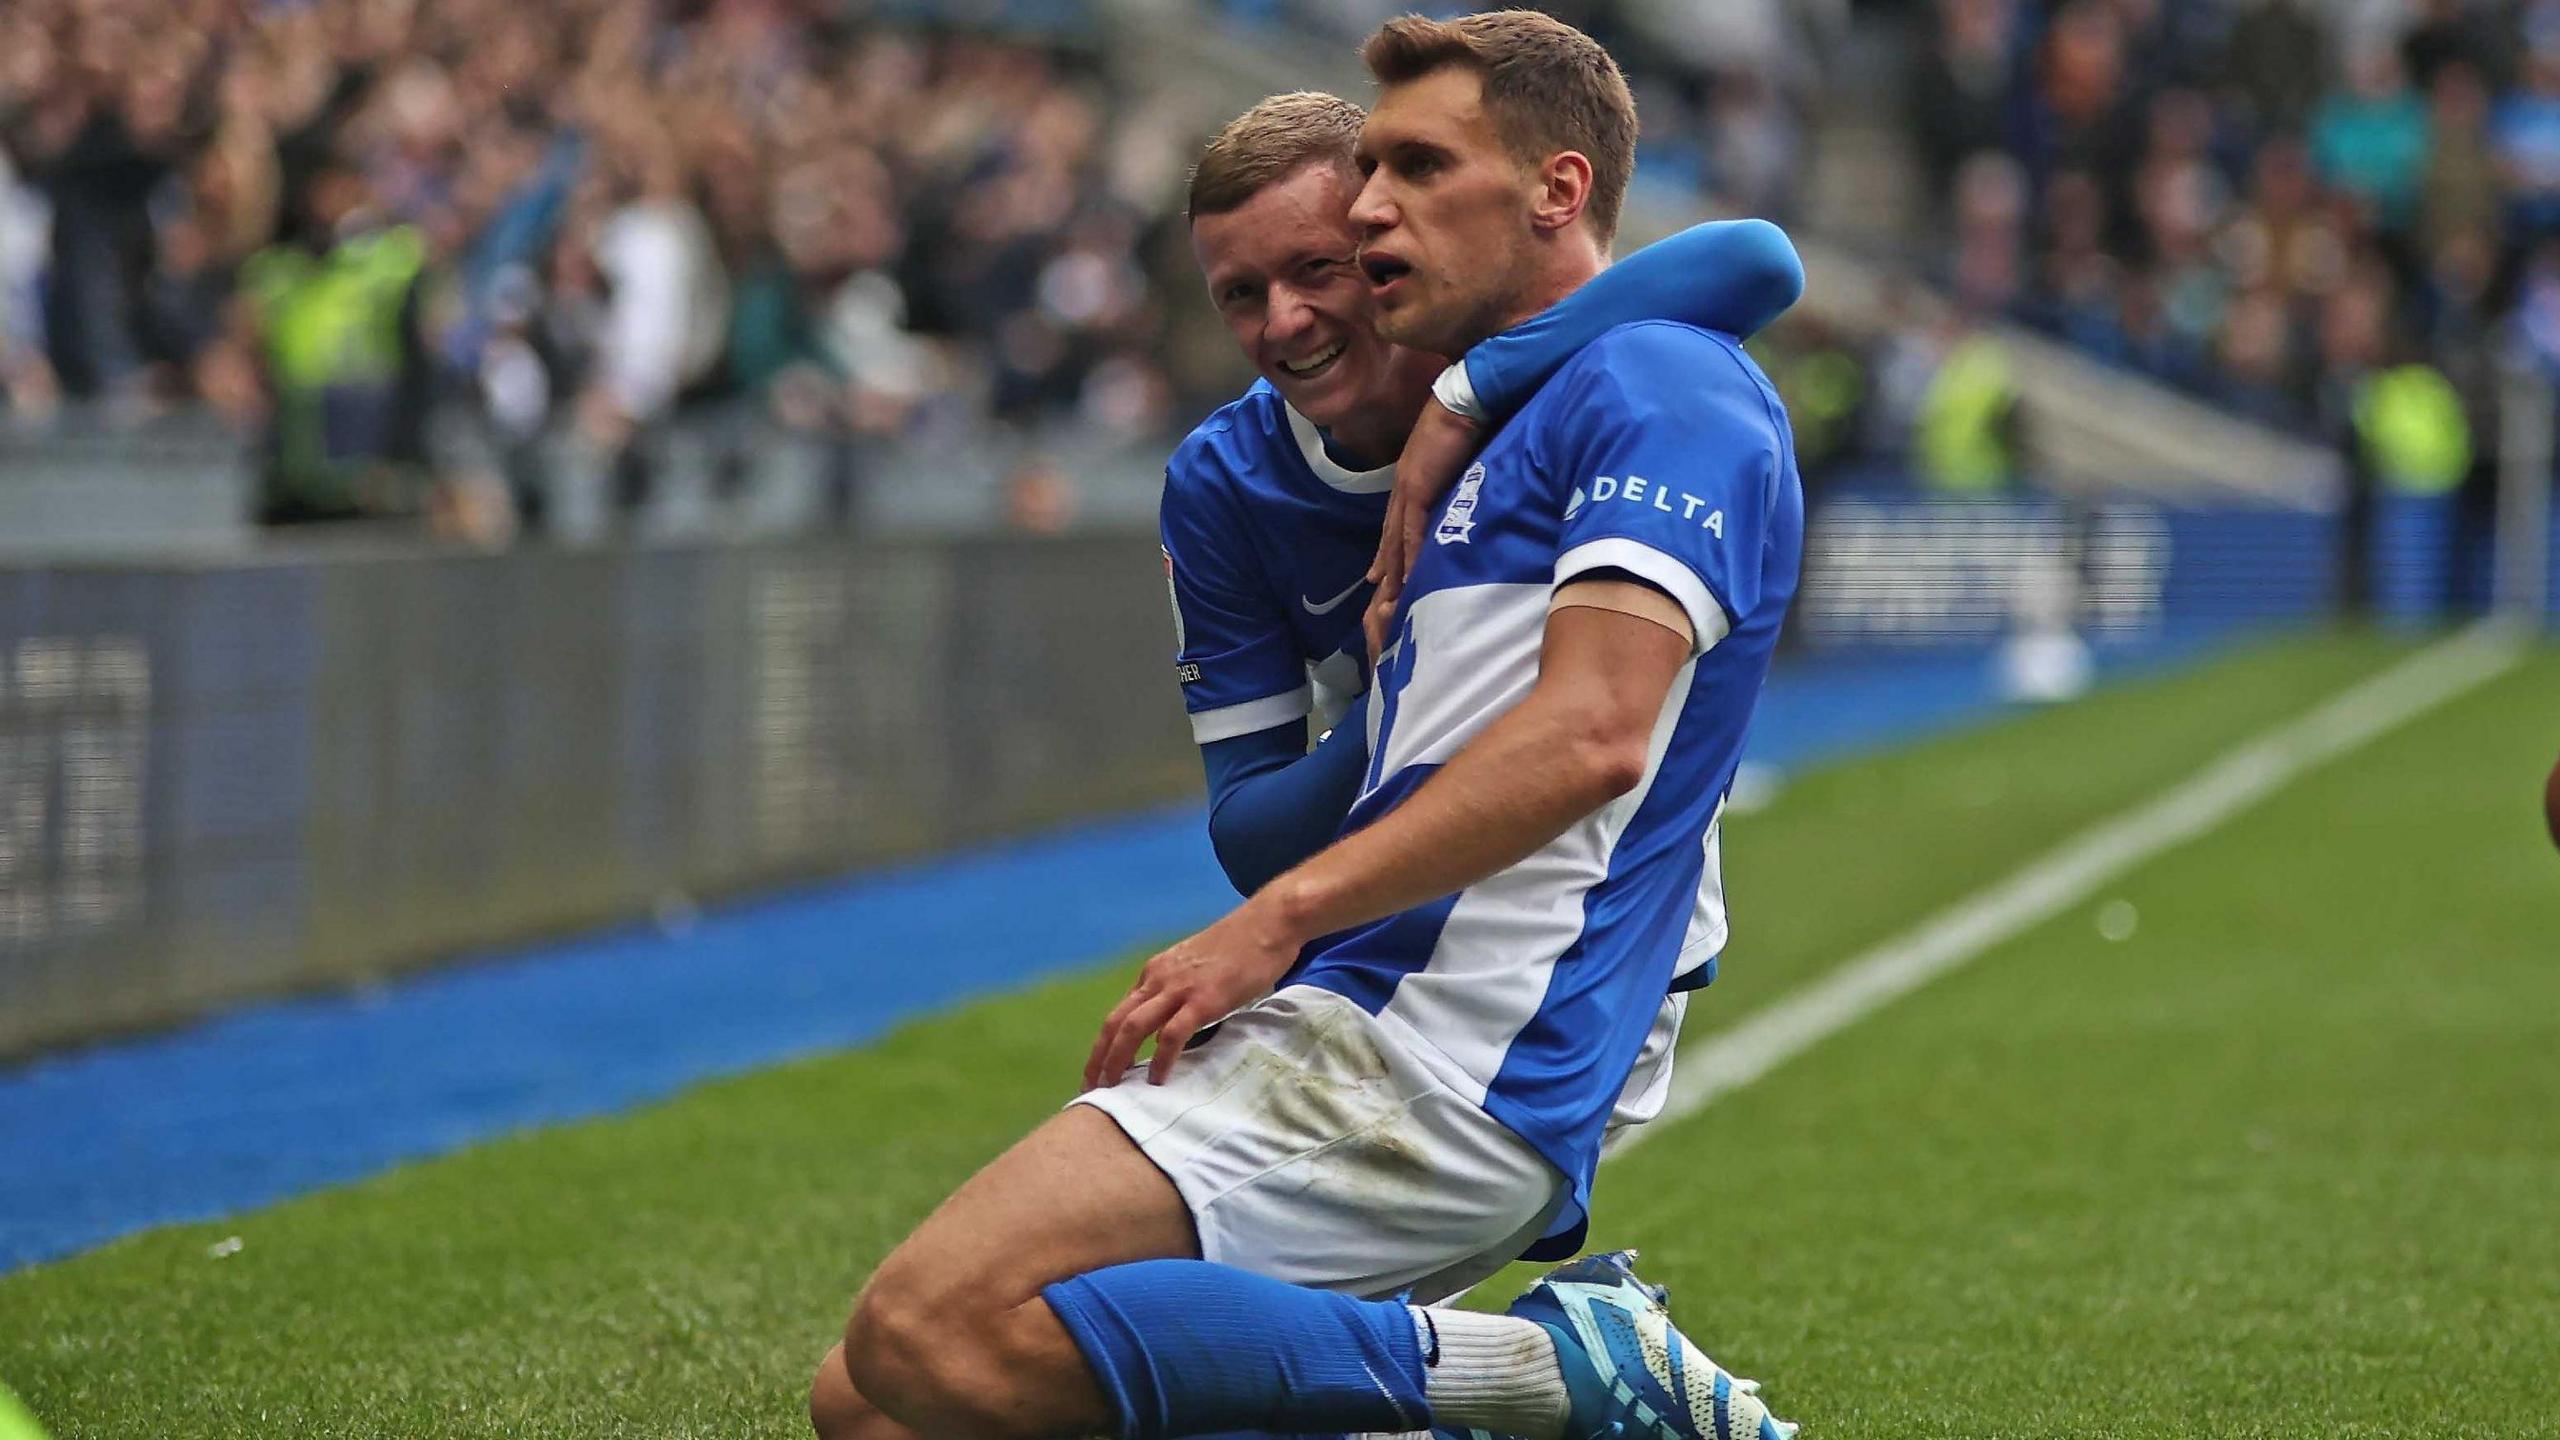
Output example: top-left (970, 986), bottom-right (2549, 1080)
top-left (1625, 622), bottom-right (2528, 1147)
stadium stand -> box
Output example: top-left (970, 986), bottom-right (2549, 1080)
top-left (0, 0), bottom-right (1213, 540)
top-left (6, 0), bottom-right (2560, 572)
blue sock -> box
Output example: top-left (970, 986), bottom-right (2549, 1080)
top-left (1044, 1259), bottom-right (1430, 1440)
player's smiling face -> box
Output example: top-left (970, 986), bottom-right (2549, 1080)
top-left (1351, 65), bottom-right (1538, 356)
top-left (1192, 160), bottom-right (1422, 433)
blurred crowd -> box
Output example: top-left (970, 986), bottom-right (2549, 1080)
top-left (16, 0), bottom-right (2557, 545)
top-left (0, 0), bottom-right (1201, 535)
top-left (1907, 0), bottom-right (2560, 501)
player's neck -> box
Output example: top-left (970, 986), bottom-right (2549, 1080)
top-left (1326, 397), bottom-right (1426, 471)
top-left (1325, 358), bottom-right (1439, 469)
top-left (1476, 237), bottom-right (1609, 348)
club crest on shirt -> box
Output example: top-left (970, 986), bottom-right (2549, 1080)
top-left (1436, 462), bottom-right (1487, 545)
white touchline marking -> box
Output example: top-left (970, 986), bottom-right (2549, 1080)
top-left (1436, 627), bottom-right (2527, 1308)
top-left (1611, 622), bottom-right (2532, 1156)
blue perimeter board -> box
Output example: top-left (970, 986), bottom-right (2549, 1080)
top-left (0, 636), bottom-right (2232, 1272)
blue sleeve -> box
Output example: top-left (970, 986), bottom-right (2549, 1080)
top-left (1546, 324), bottom-right (1789, 651)
top-left (1460, 219), bottom-right (1802, 421)
top-left (1198, 709), bottom-right (1372, 897)
top-left (1160, 461), bottom-right (1313, 744)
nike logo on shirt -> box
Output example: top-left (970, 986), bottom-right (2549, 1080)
top-left (1301, 577), bottom-right (1368, 615)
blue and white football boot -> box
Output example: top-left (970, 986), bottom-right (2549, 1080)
top-left (1504, 1250), bottom-right (1798, 1440)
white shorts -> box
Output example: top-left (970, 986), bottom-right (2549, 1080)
top-left (1072, 984), bottom-right (1687, 1303)
top-left (1073, 986), bottom-right (1556, 1302)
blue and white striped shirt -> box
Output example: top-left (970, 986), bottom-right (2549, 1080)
top-left (1287, 320), bottom-right (1805, 1249)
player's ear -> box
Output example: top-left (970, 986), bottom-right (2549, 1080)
top-left (1529, 151), bottom-right (1594, 236)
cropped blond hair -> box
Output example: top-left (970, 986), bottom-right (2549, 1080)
top-left (1187, 91), bottom-right (1367, 221)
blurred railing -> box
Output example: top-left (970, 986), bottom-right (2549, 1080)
top-left (0, 532), bottom-right (1195, 1057)
top-left (0, 412), bottom-right (255, 557)
top-left (0, 405), bottom-right (1174, 557)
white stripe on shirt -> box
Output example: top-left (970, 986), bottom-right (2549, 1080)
top-left (1189, 685), bottom-right (1313, 744)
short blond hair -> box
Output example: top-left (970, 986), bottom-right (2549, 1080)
top-left (1362, 10), bottom-right (1636, 245)
top-left (1187, 91), bottom-right (1367, 221)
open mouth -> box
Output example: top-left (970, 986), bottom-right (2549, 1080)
top-left (1361, 253), bottom-right (1413, 290)
top-left (1280, 341), bottom-right (1347, 379)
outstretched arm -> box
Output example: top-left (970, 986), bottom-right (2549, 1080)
top-left (1451, 218), bottom-right (1803, 423)
top-left (1257, 598), bottom-right (1689, 932)
top-left (1366, 219), bottom-right (1802, 647)
top-left (1087, 597), bottom-right (1691, 1088)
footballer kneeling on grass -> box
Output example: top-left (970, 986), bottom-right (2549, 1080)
top-left (810, 13), bottom-right (1805, 1440)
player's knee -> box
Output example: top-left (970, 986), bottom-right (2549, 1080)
top-left (808, 1342), bottom-right (876, 1440)
top-left (840, 1285), bottom-right (923, 1417)
top-left (844, 1281), bottom-right (1013, 1437)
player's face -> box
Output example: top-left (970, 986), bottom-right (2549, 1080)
top-left (1351, 66), bottom-right (1539, 357)
top-left (1192, 161), bottom-right (1418, 432)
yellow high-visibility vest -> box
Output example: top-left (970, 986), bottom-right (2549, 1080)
top-left (1917, 335), bottom-right (2017, 494)
top-left (2353, 364), bottom-right (2470, 496)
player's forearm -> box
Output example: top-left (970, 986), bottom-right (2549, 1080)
top-left (1257, 691), bottom-right (1645, 942)
top-left (1201, 713), bottom-right (1372, 896)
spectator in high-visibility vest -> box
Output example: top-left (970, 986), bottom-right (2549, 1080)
top-left (2352, 360), bottom-right (2471, 495)
top-left (2352, 353), bottom-right (2473, 617)
top-left (230, 162), bottom-right (429, 523)
top-left (1916, 321), bottom-right (2020, 495)
top-left (1762, 315), bottom-right (1867, 484)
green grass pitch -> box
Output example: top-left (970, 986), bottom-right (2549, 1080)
top-left (4, 630), bottom-right (2556, 1437)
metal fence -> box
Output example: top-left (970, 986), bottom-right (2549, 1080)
top-left (0, 404), bottom-right (1178, 560)
top-left (0, 412), bottom-right (253, 558)
top-left (0, 533), bottom-right (1195, 1057)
